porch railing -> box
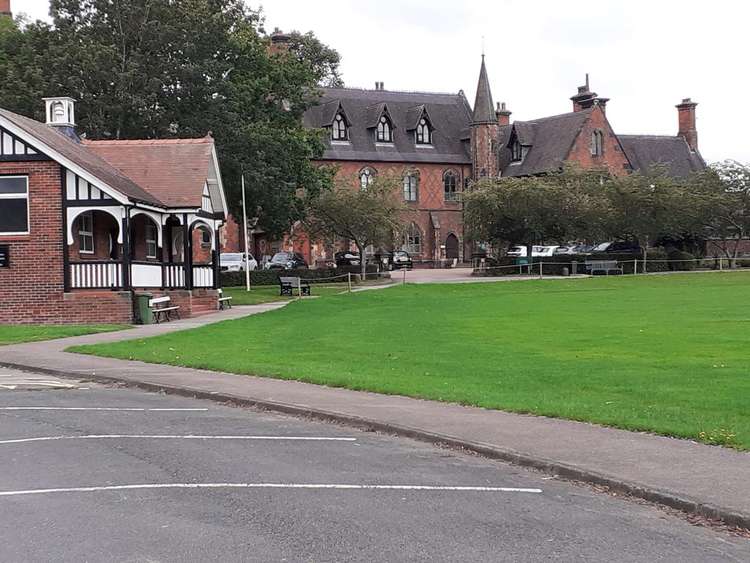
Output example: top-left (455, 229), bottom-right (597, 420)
top-left (192, 264), bottom-right (214, 288)
top-left (163, 263), bottom-right (185, 289)
top-left (69, 261), bottom-right (123, 290)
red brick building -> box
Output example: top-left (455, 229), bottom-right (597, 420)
top-left (0, 97), bottom-right (229, 324)
top-left (244, 55), bottom-right (705, 266)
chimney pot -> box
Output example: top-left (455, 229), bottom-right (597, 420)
top-left (496, 101), bottom-right (512, 126)
top-left (676, 98), bottom-right (698, 152)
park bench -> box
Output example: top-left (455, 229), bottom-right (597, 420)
top-left (149, 296), bottom-right (180, 323)
top-left (585, 260), bottom-right (623, 276)
top-left (279, 276), bottom-right (311, 297)
top-left (217, 288), bottom-right (233, 310)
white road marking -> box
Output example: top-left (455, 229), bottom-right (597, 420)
top-left (0, 483), bottom-right (543, 498)
top-left (0, 435), bottom-right (357, 445)
top-left (0, 407), bottom-right (208, 412)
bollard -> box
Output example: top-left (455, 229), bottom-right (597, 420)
top-left (633, 259), bottom-right (638, 275)
top-left (403, 268), bottom-right (407, 285)
top-left (539, 262), bottom-right (543, 279)
top-left (348, 272), bottom-right (352, 292)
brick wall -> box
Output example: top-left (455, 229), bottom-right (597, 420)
top-left (567, 106), bottom-right (631, 177)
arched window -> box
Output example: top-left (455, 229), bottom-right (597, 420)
top-left (511, 140), bottom-right (523, 162)
top-left (359, 167), bottom-right (375, 190)
top-left (415, 117), bottom-right (432, 145)
top-left (591, 130), bottom-right (604, 156)
top-left (403, 172), bottom-right (419, 202)
top-left (444, 170), bottom-right (459, 202)
top-left (332, 112), bottom-right (348, 141)
top-left (376, 115), bottom-right (392, 143)
top-left (402, 223), bottom-right (422, 255)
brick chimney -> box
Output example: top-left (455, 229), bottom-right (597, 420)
top-left (496, 102), bottom-right (512, 126)
top-left (676, 98), bottom-right (698, 152)
top-left (570, 74), bottom-right (608, 113)
top-left (269, 28), bottom-right (291, 55)
top-left (0, 0), bottom-right (11, 17)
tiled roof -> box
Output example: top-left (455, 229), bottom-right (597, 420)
top-left (85, 137), bottom-right (215, 208)
top-left (501, 110), bottom-right (591, 177)
top-left (619, 135), bottom-right (705, 177)
top-left (303, 87), bottom-right (472, 164)
top-left (0, 108), bottom-right (163, 206)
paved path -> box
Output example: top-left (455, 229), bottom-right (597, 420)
top-left (3, 387), bottom-right (746, 561)
top-left (2, 303), bottom-right (749, 529)
top-left (400, 267), bottom-right (586, 284)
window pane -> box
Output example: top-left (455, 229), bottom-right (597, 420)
top-left (0, 198), bottom-right (28, 232)
top-left (0, 177), bottom-right (27, 194)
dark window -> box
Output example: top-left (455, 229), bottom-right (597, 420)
top-left (332, 113), bottom-right (348, 141)
top-left (0, 176), bottom-right (29, 234)
top-left (416, 118), bottom-right (431, 145)
top-left (78, 212), bottom-right (94, 253)
top-left (511, 140), bottom-right (523, 162)
top-left (376, 116), bottom-right (392, 143)
top-left (200, 228), bottom-right (211, 248)
top-left (444, 170), bottom-right (459, 202)
top-left (403, 223), bottom-right (422, 254)
top-left (591, 130), bottom-right (604, 156)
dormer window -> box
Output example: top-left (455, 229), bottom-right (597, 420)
top-left (376, 115), bottom-right (393, 143)
top-left (332, 112), bottom-right (348, 141)
top-left (416, 118), bottom-right (432, 145)
top-left (511, 140), bottom-right (523, 162)
top-left (591, 130), bottom-right (604, 157)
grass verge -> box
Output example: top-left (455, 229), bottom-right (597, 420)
top-left (71, 273), bottom-right (750, 449)
top-left (0, 324), bottom-right (126, 345)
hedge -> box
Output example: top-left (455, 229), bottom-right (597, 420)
top-left (221, 265), bottom-right (385, 287)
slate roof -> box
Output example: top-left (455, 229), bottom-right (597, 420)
top-left (619, 135), bottom-right (705, 177)
top-left (85, 137), bottom-right (215, 208)
top-left (303, 88), bottom-right (472, 164)
top-left (501, 110), bottom-right (592, 177)
top-left (0, 108), bottom-right (162, 206)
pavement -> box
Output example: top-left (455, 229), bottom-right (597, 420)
top-left (0, 385), bottom-right (747, 561)
top-left (1, 303), bottom-right (749, 531)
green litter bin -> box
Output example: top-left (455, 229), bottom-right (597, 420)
top-left (135, 293), bottom-right (154, 325)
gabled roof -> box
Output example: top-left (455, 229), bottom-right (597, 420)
top-left (472, 55), bottom-right (497, 124)
top-left (502, 109), bottom-right (592, 177)
top-left (0, 108), bottom-right (162, 206)
top-left (85, 137), bottom-right (216, 208)
top-left (303, 87), bottom-right (472, 164)
top-left (619, 135), bottom-right (705, 177)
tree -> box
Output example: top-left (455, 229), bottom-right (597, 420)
top-left (303, 175), bottom-right (410, 279)
top-left (0, 0), bottom-right (342, 238)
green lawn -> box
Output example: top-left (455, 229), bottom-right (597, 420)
top-left (0, 324), bottom-right (125, 345)
top-left (222, 284), bottom-right (354, 305)
top-left (72, 273), bottom-right (750, 449)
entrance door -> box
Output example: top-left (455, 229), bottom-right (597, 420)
top-left (445, 233), bottom-right (459, 260)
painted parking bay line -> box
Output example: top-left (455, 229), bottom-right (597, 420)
top-left (0, 407), bottom-right (208, 412)
top-left (0, 483), bottom-right (543, 498)
top-left (0, 435), bottom-right (357, 445)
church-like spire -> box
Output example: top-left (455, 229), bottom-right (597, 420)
top-left (472, 55), bottom-right (497, 124)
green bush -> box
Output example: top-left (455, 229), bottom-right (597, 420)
top-left (667, 250), bottom-right (696, 271)
top-left (221, 265), bottom-right (384, 287)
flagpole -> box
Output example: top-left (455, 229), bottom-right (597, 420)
top-left (241, 173), bottom-right (251, 292)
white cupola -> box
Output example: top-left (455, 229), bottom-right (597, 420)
top-left (43, 97), bottom-right (78, 141)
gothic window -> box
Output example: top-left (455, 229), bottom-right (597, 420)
top-left (332, 112), bottom-right (348, 141)
top-left (511, 140), bottom-right (523, 162)
top-left (591, 130), bottom-right (604, 156)
top-left (444, 170), bottom-right (459, 202)
top-left (415, 117), bottom-right (432, 145)
top-left (376, 115), bottom-right (393, 142)
top-left (402, 223), bottom-right (422, 254)
top-left (359, 167), bottom-right (375, 190)
top-left (403, 172), bottom-right (419, 202)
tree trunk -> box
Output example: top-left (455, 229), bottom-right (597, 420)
top-left (356, 242), bottom-right (367, 281)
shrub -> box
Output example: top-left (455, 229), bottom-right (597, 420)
top-left (667, 250), bottom-right (696, 271)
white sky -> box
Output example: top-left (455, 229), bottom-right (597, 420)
top-left (16, 0), bottom-right (750, 163)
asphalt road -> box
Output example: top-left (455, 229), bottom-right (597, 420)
top-left (0, 382), bottom-right (747, 562)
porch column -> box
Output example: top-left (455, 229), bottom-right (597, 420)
top-left (182, 213), bottom-right (192, 290)
top-left (61, 167), bottom-right (71, 292)
top-left (121, 207), bottom-right (131, 290)
top-left (213, 223), bottom-right (221, 289)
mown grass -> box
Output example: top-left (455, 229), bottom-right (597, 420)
top-left (72, 272), bottom-right (750, 449)
top-left (222, 284), bottom-right (352, 305)
top-left (0, 324), bottom-right (125, 345)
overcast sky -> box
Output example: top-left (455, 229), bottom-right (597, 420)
top-left (17, 0), bottom-right (749, 163)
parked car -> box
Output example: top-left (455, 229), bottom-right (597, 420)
top-left (265, 251), bottom-right (308, 270)
top-left (335, 251), bottom-right (360, 267)
top-left (389, 250), bottom-right (413, 270)
top-left (507, 245), bottom-right (559, 258)
top-left (220, 252), bottom-right (257, 272)
top-left (592, 242), bottom-right (612, 252)
top-left (606, 241), bottom-right (643, 254)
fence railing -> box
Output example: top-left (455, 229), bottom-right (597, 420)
top-left (69, 261), bottom-right (123, 289)
top-left (192, 264), bottom-right (214, 288)
top-left (69, 261), bottom-right (213, 290)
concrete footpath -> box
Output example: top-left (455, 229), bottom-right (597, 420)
top-left (1, 304), bottom-right (748, 529)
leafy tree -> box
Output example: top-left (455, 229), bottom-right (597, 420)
top-left (0, 0), bottom-right (342, 238)
top-left (303, 175), bottom-right (410, 279)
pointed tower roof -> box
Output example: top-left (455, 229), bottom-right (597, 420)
top-left (472, 55), bottom-right (497, 124)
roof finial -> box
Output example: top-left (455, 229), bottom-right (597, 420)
top-left (481, 35), bottom-right (485, 58)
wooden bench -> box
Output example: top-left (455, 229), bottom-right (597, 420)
top-left (279, 276), bottom-right (311, 297)
top-left (149, 296), bottom-right (180, 323)
top-left (585, 260), bottom-right (623, 276)
top-left (217, 288), bottom-right (233, 310)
